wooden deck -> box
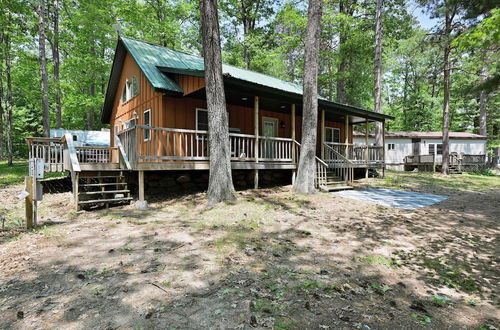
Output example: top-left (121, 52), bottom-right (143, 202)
top-left (27, 126), bottom-right (386, 175)
top-left (404, 154), bottom-right (487, 173)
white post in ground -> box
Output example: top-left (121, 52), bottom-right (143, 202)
top-left (136, 170), bottom-right (148, 210)
top-left (291, 103), bottom-right (296, 184)
top-left (321, 109), bottom-right (325, 159)
top-left (382, 120), bottom-right (386, 178)
top-left (254, 96), bottom-right (259, 189)
top-left (365, 119), bottom-right (369, 179)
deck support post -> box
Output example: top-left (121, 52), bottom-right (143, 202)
top-left (344, 115), bottom-right (349, 157)
top-left (25, 176), bottom-right (34, 229)
top-left (136, 170), bottom-right (148, 210)
top-left (72, 172), bottom-right (79, 212)
top-left (291, 104), bottom-right (296, 183)
top-left (254, 96), bottom-right (259, 189)
top-left (321, 109), bottom-right (325, 159)
top-left (365, 119), bottom-right (369, 179)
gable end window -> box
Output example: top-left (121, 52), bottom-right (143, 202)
top-left (121, 76), bottom-right (140, 104)
top-left (143, 109), bottom-right (151, 141)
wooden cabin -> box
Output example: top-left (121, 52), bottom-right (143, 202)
top-left (27, 37), bottom-right (393, 210)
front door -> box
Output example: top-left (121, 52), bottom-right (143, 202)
top-left (262, 117), bottom-right (278, 158)
top-left (412, 138), bottom-right (421, 156)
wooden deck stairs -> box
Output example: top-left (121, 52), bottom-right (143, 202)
top-left (321, 169), bottom-right (353, 192)
top-left (76, 171), bottom-right (132, 210)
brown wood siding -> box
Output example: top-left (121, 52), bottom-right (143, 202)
top-left (110, 52), bottom-right (164, 146)
top-left (109, 60), bottom-right (355, 159)
top-left (173, 74), bottom-right (205, 96)
top-left (161, 95), bottom-right (351, 144)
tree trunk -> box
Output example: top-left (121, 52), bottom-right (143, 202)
top-left (38, 0), bottom-right (51, 137)
top-left (5, 33), bottom-right (13, 165)
top-left (441, 10), bottom-right (452, 175)
top-left (293, 0), bottom-right (323, 194)
top-left (52, 0), bottom-right (62, 128)
top-left (336, 0), bottom-right (346, 104)
top-left (373, 0), bottom-right (383, 147)
top-left (0, 34), bottom-right (4, 161)
top-left (200, 0), bottom-right (236, 205)
top-left (479, 62), bottom-right (487, 136)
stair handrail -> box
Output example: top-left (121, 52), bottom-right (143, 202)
top-left (323, 142), bottom-right (354, 182)
top-left (323, 142), bottom-right (354, 165)
top-left (115, 134), bottom-right (132, 170)
top-left (62, 133), bottom-right (81, 172)
top-left (292, 140), bottom-right (328, 189)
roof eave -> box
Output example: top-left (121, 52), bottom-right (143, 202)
top-left (101, 39), bottom-right (126, 124)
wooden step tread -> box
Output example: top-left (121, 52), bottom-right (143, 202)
top-left (78, 197), bottom-right (133, 205)
top-left (325, 181), bottom-right (348, 185)
top-left (79, 175), bottom-right (124, 179)
top-left (80, 183), bottom-right (127, 187)
top-left (323, 185), bottom-right (353, 192)
top-left (79, 190), bottom-right (130, 195)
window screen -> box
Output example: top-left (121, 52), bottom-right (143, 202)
top-left (325, 127), bottom-right (340, 143)
top-left (436, 143), bottom-right (443, 155)
top-left (196, 109), bottom-right (208, 131)
top-left (429, 144), bottom-right (435, 155)
top-left (132, 76), bottom-right (139, 97)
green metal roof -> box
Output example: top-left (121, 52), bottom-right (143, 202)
top-left (102, 37), bottom-right (393, 123)
top-left (121, 37), bottom-right (305, 95)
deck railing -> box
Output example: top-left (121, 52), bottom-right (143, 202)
top-left (118, 125), bottom-right (296, 164)
top-left (75, 146), bottom-right (118, 164)
top-left (26, 137), bottom-right (65, 172)
top-left (323, 142), bottom-right (383, 164)
top-left (405, 154), bottom-right (486, 165)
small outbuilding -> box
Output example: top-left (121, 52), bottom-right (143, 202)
top-left (353, 131), bottom-right (488, 172)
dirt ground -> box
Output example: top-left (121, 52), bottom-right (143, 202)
top-left (0, 173), bottom-right (499, 329)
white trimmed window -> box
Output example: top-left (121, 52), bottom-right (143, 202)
top-left (121, 76), bottom-right (140, 103)
top-left (429, 143), bottom-right (443, 155)
top-left (325, 127), bottom-right (340, 143)
top-left (143, 109), bottom-right (151, 141)
top-left (196, 108), bottom-right (208, 131)
top-left (388, 143), bottom-right (395, 150)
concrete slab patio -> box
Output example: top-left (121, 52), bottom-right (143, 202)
top-left (333, 188), bottom-right (448, 210)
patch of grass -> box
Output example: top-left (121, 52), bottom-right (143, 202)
top-left (5, 233), bottom-right (24, 242)
top-left (371, 283), bottom-right (392, 293)
top-left (302, 280), bottom-right (322, 289)
top-left (84, 269), bottom-right (98, 277)
top-left (411, 313), bottom-right (432, 325)
top-left (463, 296), bottom-right (480, 306)
top-left (251, 298), bottom-right (273, 313)
top-left (423, 258), bottom-right (480, 294)
top-left (372, 170), bottom-right (500, 193)
top-left (0, 160), bottom-right (64, 186)
top-left (358, 254), bottom-right (399, 268)
top-left (274, 319), bottom-right (292, 329)
top-left (432, 295), bottom-right (454, 306)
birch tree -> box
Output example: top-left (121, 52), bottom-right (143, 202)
top-left (199, 0), bottom-right (236, 205)
top-left (293, 0), bottom-right (323, 194)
